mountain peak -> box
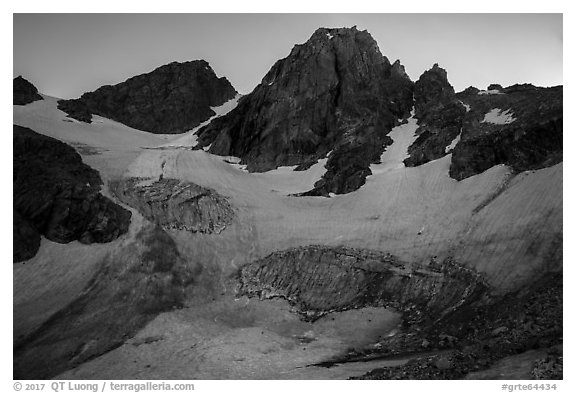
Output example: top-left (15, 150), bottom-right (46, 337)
top-left (196, 27), bottom-right (414, 194)
top-left (413, 63), bottom-right (455, 119)
top-left (57, 60), bottom-right (237, 133)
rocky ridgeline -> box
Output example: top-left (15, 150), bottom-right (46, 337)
top-left (13, 125), bottom-right (131, 262)
top-left (112, 177), bottom-right (234, 234)
top-left (13, 76), bottom-right (43, 105)
top-left (449, 84), bottom-right (562, 180)
top-left (238, 245), bottom-right (488, 322)
top-left (196, 27), bottom-right (414, 195)
top-left (57, 60), bottom-right (237, 134)
top-left (404, 64), bottom-right (562, 180)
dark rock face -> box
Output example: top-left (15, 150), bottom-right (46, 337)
top-left (413, 64), bottom-right (456, 120)
top-left (57, 60), bottom-right (237, 134)
top-left (111, 177), bottom-right (234, 234)
top-left (404, 63), bottom-right (562, 180)
top-left (238, 245), bottom-right (487, 322)
top-left (450, 85), bottom-right (562, 180)
top-left (14, 224), bottom-right (200, 379)
top-left (196, 27), bottom-right (414, 195)
top-left (13, 125), bottom-right (131, 262)
top-left (487, 83), bottom-right (503, 91)
top-left (13, 76), bottom-right (43, 105)
top-left (13, 211), bottom-right (41, 262)
top-left (404, 64), bottom-right (465, 167)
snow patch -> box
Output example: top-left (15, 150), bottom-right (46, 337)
top-left (478, 89), bottom-right (503, 95)
top-left (326, 33), bottom-right (334, 40)
top-left (481, 108), bottom-right (516, 125)
top-left (369, 109), bottom-right (418, 176)
top-left (459, 100), bottom-right (471, 112)
top-left (445, 129), bottom-right (462, 153)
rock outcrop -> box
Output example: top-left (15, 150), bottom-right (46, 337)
top-left (13, 76), bottom-right (43, 105)
top-left (238, 245), bottom-right (488, 322)
top-left (111, 177), bottom-right (234, 234)
top-left (449, 85), bottom-right (562, 180)
top-left (57, 60), bottom-right (237, 134)
top-left (404, 64), bottom-right (465, 167)
top-left (13, 125), bottom-right (131, 262)
top-left (404, 65), bottom-right (562, 181)
top-left (196, 27), bottom-right (414, 195)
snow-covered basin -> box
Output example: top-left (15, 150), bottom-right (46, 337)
top-left (125, 112), bottom-right (561, 290)
top-left (14, 97), bottom-right (562, 379)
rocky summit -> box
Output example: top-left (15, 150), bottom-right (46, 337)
top-left (57, 60), bottom-right (237, 134)
top-left (196, 27), bottom-right (414, 194)
top-left (13, 76), bottom-right (43, 105)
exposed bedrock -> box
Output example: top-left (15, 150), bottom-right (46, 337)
top-left (238, 245), bottom-right (488, 322)
top-left (404, 63), bottom-right (562, 180)
top-left (57, 60), bottom-right (237, 134)
top-left (449, 86), bottom-right (563, 180)
top-left (13, 76), bottom-right (43, 105)
top-left (404, 64), bottom-right (465, 167)
top-left (111, 177), bottom-right (235, 234)
top-left (13, 125), bottom-right (131, 262)
top-left (196, 26), bottom-right (414, 195)
top-left (14, 224), bottom-right (201, 380)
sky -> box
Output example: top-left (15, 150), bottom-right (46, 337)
top-left (13, 14), bottom-right (563, 99)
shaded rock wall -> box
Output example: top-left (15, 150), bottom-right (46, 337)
top-left (57, 60), bottom-right (237, 134)
top-left (111, 177), bottom-right (234, 234)
top-left (13, 76), bottom-right (43, 105)
top-left (238, 245), bottom-right (488, 322)
top-left (13, 125), bottom-right (131, 262)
